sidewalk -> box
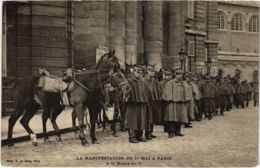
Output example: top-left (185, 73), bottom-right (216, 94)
top-left (1, 107), bottom-right (115, 140)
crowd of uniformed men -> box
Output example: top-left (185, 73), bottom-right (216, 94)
top-left (107, 65), bottom-right (259, 143)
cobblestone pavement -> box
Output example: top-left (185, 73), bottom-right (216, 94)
top-left (1, 105), bottom-right (258, 167)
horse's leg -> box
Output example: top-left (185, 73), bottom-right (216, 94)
top-left (102, 107), bottom-right (108, 131)
top-left (75, 103), bottom-right (88, 146)
top-left (50, 105), bottom-right (65, 142)
top-left (89, 106), bottom-right (99, 144)
top-left (42, 106), bottom-right (51, 142)
top-left (84, 108), bottom-right (90, 130)
top-left (8, 104), bottom-right (24, 147)
top-left (97, 110), bottom-right (101, 128)
top-left (71, 108), bottom-right (78, 135)
top-left (20, 101), bottom-right (39, 146)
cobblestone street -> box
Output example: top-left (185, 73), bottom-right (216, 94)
top-left (1, 105), bottom-right (258, 167)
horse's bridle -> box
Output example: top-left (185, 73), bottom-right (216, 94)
top-left (72, 68), bottom-right (128, 94)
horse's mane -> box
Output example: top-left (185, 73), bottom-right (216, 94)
top-left (95, 53), bottom-right (109, 69)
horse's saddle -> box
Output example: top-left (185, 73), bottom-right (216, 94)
top-left (38, 76), bottom-right (75, 93)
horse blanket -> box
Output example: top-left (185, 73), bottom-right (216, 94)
top-left (38, 76), bottom-right (74, 93)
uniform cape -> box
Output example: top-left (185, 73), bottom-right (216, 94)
top-left (162, 79), bottom-right (191, 102)
top-left (200, 81), bottom-right (220, 98)
top-left (144, 76), bottom-right (161, 101)
top-left (128, 78), bottom-right (149, 103)
top-left (191, 82), bottom-right (202, 100)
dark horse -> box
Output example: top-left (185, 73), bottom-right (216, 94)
top-left (8, 50), bottom-right (130, 147)
top-left (69, 50), bottom-right (130, 145)
top-left (8, 75), bottom-right (65, 147)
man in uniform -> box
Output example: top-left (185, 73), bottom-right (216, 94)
top-left (225, 78), bottom-right (235, 111)
top-left (242, 80), bottom-right (253, 107)
top-left (252, 81), bottom-right (258, 106)
top-left (162, 69), bottom-right (191, 138)
top-left (200, 75), bottom-right (220, 120)
top-left (143, 65), bottom-right (162, 140)
top-left (216, 77), bottom-right (230, 115)
top-left (234, 79), bottom-right (245, 108)
top-left (125, 65), bottom-right (149, 143)
top-left (190, 74), bottom-right (203, 121)
top-left (185, 73), bottom-right (195, 128)
top-left (160, 70), bottom-right (173, 133)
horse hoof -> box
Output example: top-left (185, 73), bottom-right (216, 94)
top-left (92, 140), bottom-right (99, 144)
top-left (112, 133), bottom-right (119, 137)
top-left (32, 142), bottom-right (38, 146)
top-left (81, 139), bottom-right (89, 146)
top-left (8, 143), bottom-right (14, 148)
top-left (56, 137), bottom-right (62, 142)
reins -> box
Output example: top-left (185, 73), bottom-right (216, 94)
top-left (72, 68), bottom-right (111, 93)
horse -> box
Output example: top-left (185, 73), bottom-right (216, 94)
top-left (68, 50), bottom-right (131, 145)
top-left (7, 72), bottom-right (67, 147)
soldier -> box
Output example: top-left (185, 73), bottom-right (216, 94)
top-left (125, 65), bottom-right (149, 143)
top-left (216, 77), bottom-right (230, 115)
top-left (252, 81), bottom-right (258, 106)
top-left (190, 74), bottom-right (203, 121)
top-left (162, 70), bottom-right (191, 138)
top-left (185, 73), bottom-right (195, 128)
top-left (234, 79), bottom-right (245, 108)
top-left (143, 65), bottom-right (162, 140)
top-left (160, 70), bottom-right (173, 133)
top-left (200, 75), bottom-right (220, 120)
top-left (225, 78), bottom-right (235, 111)
top-left (242, 80), bottom-right (253, 107)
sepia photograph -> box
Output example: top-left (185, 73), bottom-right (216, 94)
top-left (1, 0), bottom-right (259, 167)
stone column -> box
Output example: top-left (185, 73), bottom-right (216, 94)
top-left (109, 1), bottom-right (126, 68)
top-left (143, 1), bottom-right (163, 69)
top-left (125, 2), bottom-right (138, 65)
top-left (168, 1), bottom-right (186, 70)
top-left (74, 1), bottom-right (109, 68)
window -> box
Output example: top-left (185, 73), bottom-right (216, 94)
top-left (231, 13), bottom-right (243, 31)
top-left (188, 41), bottom-right (195, 56)
top-left (187, 1), bottom-right (194, 19)
top-left (218, 11), bottom-right (225, 29)
top-left (2, 3), bottom-right (7, 77)
top-left (249, 15), bottom-right (259, 32)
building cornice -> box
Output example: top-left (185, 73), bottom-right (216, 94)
top-left (205, 40), bottom-right (219, 44)
top-left (185, 29), bottom-right (207, 36)
top-left (218, 51), bottom-right (259, 57)
top-left (218, 54), bottom-right (259, 62)
top-left (218, 2), bottom-right (260, 8)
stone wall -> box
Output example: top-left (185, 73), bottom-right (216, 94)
top-left (16, 1), bottom-right (69, 76)
top-left (74, 1), bottom-right (109, 69)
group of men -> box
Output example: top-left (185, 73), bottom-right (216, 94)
top-left (108, 65), bottom-right (259, 143)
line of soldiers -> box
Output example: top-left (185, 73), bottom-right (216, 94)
top-left (109, 65), bottom-right (259, 143)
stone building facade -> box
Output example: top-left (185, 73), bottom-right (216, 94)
top-left (2, 1), bottom-right (259, 114)
top-left (217, 2), bottom-right (259, 81)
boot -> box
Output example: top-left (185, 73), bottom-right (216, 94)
top-left (168, 132), bottom-right (174, 138)
top-left (128, 129), bottom-right (138, 143)
top-left (145, 131), bottom-right (152, 140)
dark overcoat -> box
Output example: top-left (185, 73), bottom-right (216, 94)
top-left (125, 77), bottom-right (150, 130)
top-left (162, 79), bottom-right (190, 123)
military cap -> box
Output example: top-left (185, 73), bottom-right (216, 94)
top-left (175, 68), bottom-right (183, 75)
top-left (133, 65), bottom-right (143, 73)
top-left (147, 64), bottom-right (156, 72)
top-left (163, 69), bottom-right (172, 75)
